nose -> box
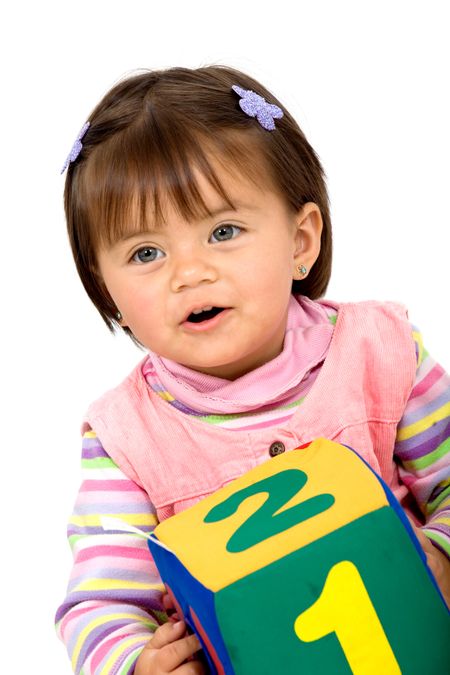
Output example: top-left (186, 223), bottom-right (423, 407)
top-left (170, 251), bottom-right (218, 292)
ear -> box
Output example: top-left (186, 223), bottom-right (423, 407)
top-left (292, 202), bottom-right (323, 280)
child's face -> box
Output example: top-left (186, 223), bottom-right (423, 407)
top-left (97, 165), bottom-right (319, 379)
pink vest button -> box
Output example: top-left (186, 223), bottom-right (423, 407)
top-left (269, 441), bottom-right (285, 457)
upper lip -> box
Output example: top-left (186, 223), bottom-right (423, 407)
top-left (180, 304), bottom-right (228, 323)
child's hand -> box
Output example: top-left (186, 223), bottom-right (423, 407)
top-left (135, 621), bottom-right (205, 674)
top-left (162, 591), bottom-right (181, 622)
top-left (410, 522), bottom-right (450, 609)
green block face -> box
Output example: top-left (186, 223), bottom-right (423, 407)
top-left (215, 507), bottom-right (450, 675)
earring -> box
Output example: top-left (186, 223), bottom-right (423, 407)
top-left (115, 310), bottom-right (122, 321)
top-left (297, 264), bottom-right (307, 277)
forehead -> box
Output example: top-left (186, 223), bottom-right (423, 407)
top-left (159, 164), bottom-right (268, 219)
top-left (96, 151), bottom-right (277, 248)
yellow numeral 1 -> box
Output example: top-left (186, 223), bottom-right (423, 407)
top-left (294, 560), bottom-right (401, 675)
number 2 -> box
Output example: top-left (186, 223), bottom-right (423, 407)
top-left (204, 469), bottom-right (334, 553)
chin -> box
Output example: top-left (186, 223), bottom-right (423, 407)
top-left (193, 358), bottom-right (259, 380)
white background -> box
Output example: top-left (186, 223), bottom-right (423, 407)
top-left (1, 1), bottom-right (449, 672)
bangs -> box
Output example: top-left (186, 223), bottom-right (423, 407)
top-left (77, 117), bottom-right (268, 251)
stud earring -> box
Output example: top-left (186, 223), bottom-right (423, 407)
top-left (297, 264), bottom-right (308, 277)
top-left (115, 311), bottom-right (122, 321)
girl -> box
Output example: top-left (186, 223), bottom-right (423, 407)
top-left (56, 65), bottom-right (450, 675)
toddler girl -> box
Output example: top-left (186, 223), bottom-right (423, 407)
top-left (56, 65), bottom-right (450, 675)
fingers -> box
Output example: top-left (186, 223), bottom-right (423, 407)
top-left (177, 660), bottom-right (206, 674)
top-left (139, 621), bottom-right (203, 673)
top-left (162, 590), bottom-right (182, 624)
top-left (159, 633), bottom-right (202, 672)
top-left (407, 519), bottom-right (437, 561)
top-left (406, 518), bottom-right (429, 549)
top-left (406, 520), bottom-right (450, 607)
top-left (147, 620), bottom-right (187, 649)
top-left (162, 593), bottom-right (174, 612)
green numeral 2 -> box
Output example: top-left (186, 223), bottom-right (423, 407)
top-left (204, 469), bottom-right (335, 552)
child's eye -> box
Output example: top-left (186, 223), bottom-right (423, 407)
top-left (210, 224), bottom-right (242, 242)
top-left (131, 246), bottom-right (164, 264)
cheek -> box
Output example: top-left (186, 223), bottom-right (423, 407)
top-left (124, 287), bottom-right (160, 320)
top-left (243, 247), bottom-right (294, 295)
top-left (98, 269), bottom-right (124, 308)
top-left (104, 275), bottom-right (157, 322)
top-left (121, 290), bottom-right (163, 347)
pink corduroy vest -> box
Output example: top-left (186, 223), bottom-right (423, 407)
top-left (84, 301), bottom-right (417, 522)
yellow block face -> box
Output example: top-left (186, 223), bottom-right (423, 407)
top-left (154, 438), bottom-right (389, 591)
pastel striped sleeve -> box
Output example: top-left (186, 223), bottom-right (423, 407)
top-left (394, 328), bottom-right (450, 559)
top-left (55, 431), bottom-right (166, 674)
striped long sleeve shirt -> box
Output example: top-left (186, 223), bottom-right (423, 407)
top-left (56, 326), bottom-right (450, 675)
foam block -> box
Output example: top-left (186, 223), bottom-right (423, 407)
top-left (148, 438), bottom-right (450, 674)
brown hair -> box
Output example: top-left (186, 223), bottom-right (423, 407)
top-left (64, 65), bottom-right (332, 334)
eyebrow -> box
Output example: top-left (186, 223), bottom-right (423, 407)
top-left (115, 202), bottom-right (249, 244)
top-left (207, 204), bottom-right (240, 218)
top-left (201, 200), bottom-right (255, 219)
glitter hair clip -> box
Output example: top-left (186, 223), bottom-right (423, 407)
top-left (60, 121), bottom-right (90, 174)
top-left (232, 85), bottom-right (283, 131)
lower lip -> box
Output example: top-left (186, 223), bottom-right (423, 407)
top-left (181, 308), bottom-right (232, 333)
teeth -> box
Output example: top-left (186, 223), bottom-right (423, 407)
top-left (192, 306), bottom-right (213, 315)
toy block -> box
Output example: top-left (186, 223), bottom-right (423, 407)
top-left (148, 438), bottom-right (450, 674)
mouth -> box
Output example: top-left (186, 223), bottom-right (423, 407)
top-left (185, 306), bottom-right (226, 324)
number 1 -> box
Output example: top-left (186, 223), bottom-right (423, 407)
top-left (294, 560), bottom-right (401, 674)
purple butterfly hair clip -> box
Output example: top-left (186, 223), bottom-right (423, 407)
top-left (232, 85), bottom-right (283, 131)
top-left (60, 121), bottom-right (90, 174)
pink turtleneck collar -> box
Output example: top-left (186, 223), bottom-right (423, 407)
top-left (145, 295), bottom-right (335, 415)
